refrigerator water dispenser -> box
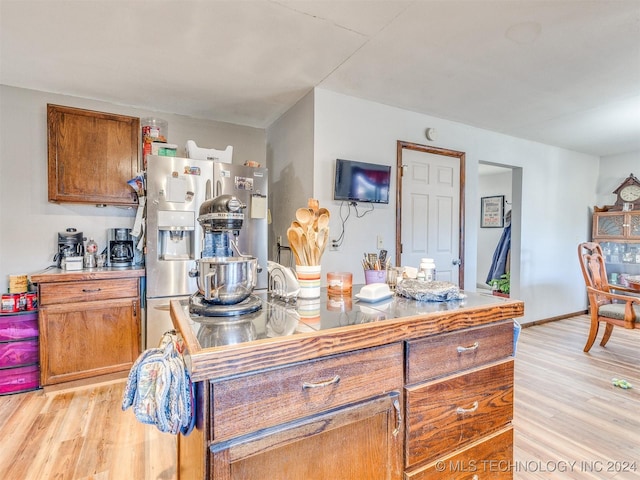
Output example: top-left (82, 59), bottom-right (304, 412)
top-left (157, 210), bottom-right (195, 260)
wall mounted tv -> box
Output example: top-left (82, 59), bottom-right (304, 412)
top-left (333, 159), bottom-right (391, 204)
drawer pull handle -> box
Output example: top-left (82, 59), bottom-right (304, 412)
top-left (82, 288), bottom-right (102, 293)
top-left (456, 401), bottom-right (479, 415)
top-left (456, 342), bottom-right (479, 353)
top-left (392, 398), bottom-right (402, 437)
top-left (302, 375), bottom-right (340, 389)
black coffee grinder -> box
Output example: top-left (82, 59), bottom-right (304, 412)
top-left (55, 228), bottom-right (85, 267)
top-left (107, 228), bottom-right (134, 267)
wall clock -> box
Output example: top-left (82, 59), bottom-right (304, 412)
top-left (613, 173), bottom-right (640, 210)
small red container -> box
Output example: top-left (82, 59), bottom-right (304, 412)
top-left (25, 293), bottom-right (38, 311)
top-left (1, 294), bottom-right (20, 313)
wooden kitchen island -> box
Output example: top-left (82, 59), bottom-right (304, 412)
top-left (170, 289), bottom-right (524, 480)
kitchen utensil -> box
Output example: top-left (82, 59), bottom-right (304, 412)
top-left (287, 227), bottom-right (304, 265)
top-left (193, 256), bottom-right (257, 304)
top-left (295, 208), bottom-right (313, 228)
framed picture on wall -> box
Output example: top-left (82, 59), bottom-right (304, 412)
top-left (481, 195), bottom-right (505, 228)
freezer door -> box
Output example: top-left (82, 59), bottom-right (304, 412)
top-left (214, 163), bottom-right (269, 289)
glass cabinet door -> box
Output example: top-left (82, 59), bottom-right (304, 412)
top-left (630, 213), bottom-right (640, 238)
top-left (594, 212), bottom-right (625, 238)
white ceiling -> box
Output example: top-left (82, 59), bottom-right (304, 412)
top-left (2, 0), bottom-right (639, 157)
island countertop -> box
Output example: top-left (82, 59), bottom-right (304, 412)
top-left (170, 288), bottom-right (524, 382)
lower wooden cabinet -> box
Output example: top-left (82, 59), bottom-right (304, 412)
top-left (175, 316), bottom-right (517, 479)
top-left (406, 428), bottom-right (513, 480)
top-left (35, 274), bottom-right (141, 386)
top-left (404, 321), bottom-right (515, 479)
top-left (211, 392), bottom-right (403, 480)
top-left (405, 360), bottom-right (514, 467)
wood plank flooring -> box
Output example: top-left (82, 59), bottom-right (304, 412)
top-left (0, 315), bottom-right (637, 479)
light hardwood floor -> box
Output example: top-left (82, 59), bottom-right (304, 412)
top-left (0, 315), bottom-right (638, 479)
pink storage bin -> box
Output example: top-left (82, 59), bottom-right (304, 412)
top-left (0, 339), bottom-right (38, 368)
top-left (0, 364), bottom-right (39, 395)
top-left (0, 311), bottom-right (38, 341)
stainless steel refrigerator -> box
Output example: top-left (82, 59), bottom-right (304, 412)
top-left (145, 155), bottom-right (268, 348)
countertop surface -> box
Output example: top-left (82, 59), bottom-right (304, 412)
top-left (30, 266), bottom-right (145, 283)
top-left (171, 286), bottom-right (524, 381)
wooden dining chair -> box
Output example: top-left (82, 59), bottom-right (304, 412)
top-left (577, 242), bottom-right (640, 352)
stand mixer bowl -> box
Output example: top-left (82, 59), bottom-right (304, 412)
top-left (195, 256), bottom-right (257, 304)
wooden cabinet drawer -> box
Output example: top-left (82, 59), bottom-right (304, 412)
top-left (406, 427), bottom-right (513, 479)
top-left (406, 321), bottom-right (513, 385)
top-left (406, 359), bottom-right (513, 467)
top-left (211, 342), bottom-right (403, 441)
top-left (39, 278), bottom-right (138, 305)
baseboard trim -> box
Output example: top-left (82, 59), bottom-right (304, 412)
top-left (521, 310), bottom-right (588, 329)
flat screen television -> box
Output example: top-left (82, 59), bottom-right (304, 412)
top-left (333, 159), bottom-right (391, 204)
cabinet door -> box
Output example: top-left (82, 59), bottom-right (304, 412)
top-left (593, 212), bottom-right (625, 239)
top-left (211, 392), bottom-right (403, 480)
top-left (47, 104), bottom-right (140, 206)
top-left (629, 212), bottom-right (640, 238)
top-left (39, 298), bottom-right (140, 385)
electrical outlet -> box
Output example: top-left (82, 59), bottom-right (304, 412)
top-left (331, 239), bottom-right (339, 251)
top-left (277, 235), bottom-right (282, 245)
top-left (376, 235), bottom-right (383, 249)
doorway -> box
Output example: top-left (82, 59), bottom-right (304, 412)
top-left (395, 141), bottom-right (466, 287)
top-left (477, 163), bottom-right (521, 298)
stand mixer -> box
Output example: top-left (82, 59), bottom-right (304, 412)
top-left (188, 194), bottom-right (262, 317)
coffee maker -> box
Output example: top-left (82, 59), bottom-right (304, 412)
top-left (107, 228), bottom-right (134, 267)
top-left (56, 228), bottom-right (85, 267)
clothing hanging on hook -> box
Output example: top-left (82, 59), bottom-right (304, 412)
top-left (486, 211), bottom-right (511, 284)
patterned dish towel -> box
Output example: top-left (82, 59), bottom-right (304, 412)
top-left (122, 330), bottom-right (195, 435)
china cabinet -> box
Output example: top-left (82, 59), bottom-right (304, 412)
top-left (592, 210), bottom-right (640, 283)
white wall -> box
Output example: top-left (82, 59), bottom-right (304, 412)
top-left (0, 85), bottom-right (265, 292)
top-left (596, 150), bottom-right (640, 208)
top-left (477, 171), bottom-right (512, 288)
top-left (266, 91), bottom-right (315, 263)
top-left (310, 88), bottom-right (600, 324)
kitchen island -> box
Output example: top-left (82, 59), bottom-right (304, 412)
top-left (170, 288), bottom-right (524, 479)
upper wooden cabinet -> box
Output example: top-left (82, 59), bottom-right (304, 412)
top-left (47, 104), bottom-right (140, 206)
top-left (592, 211), bottom-right (640, 240)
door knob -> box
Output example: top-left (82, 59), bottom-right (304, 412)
top-left (452, 259), bottom-right (461, 266)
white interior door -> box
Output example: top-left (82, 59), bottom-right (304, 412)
top-left (399, 147), bottom-right (461, 285)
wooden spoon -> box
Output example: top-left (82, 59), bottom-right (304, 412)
top-left (295, 208), bottom-right (313, 228)
top-left (287, 227), bottom-right (304, 266)
top-left (318, 207), bottom-right (330, 219)
top-left (317, 213), bottom-right (329, 231)
top-left (318, 228), bottom-right (329, 256)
